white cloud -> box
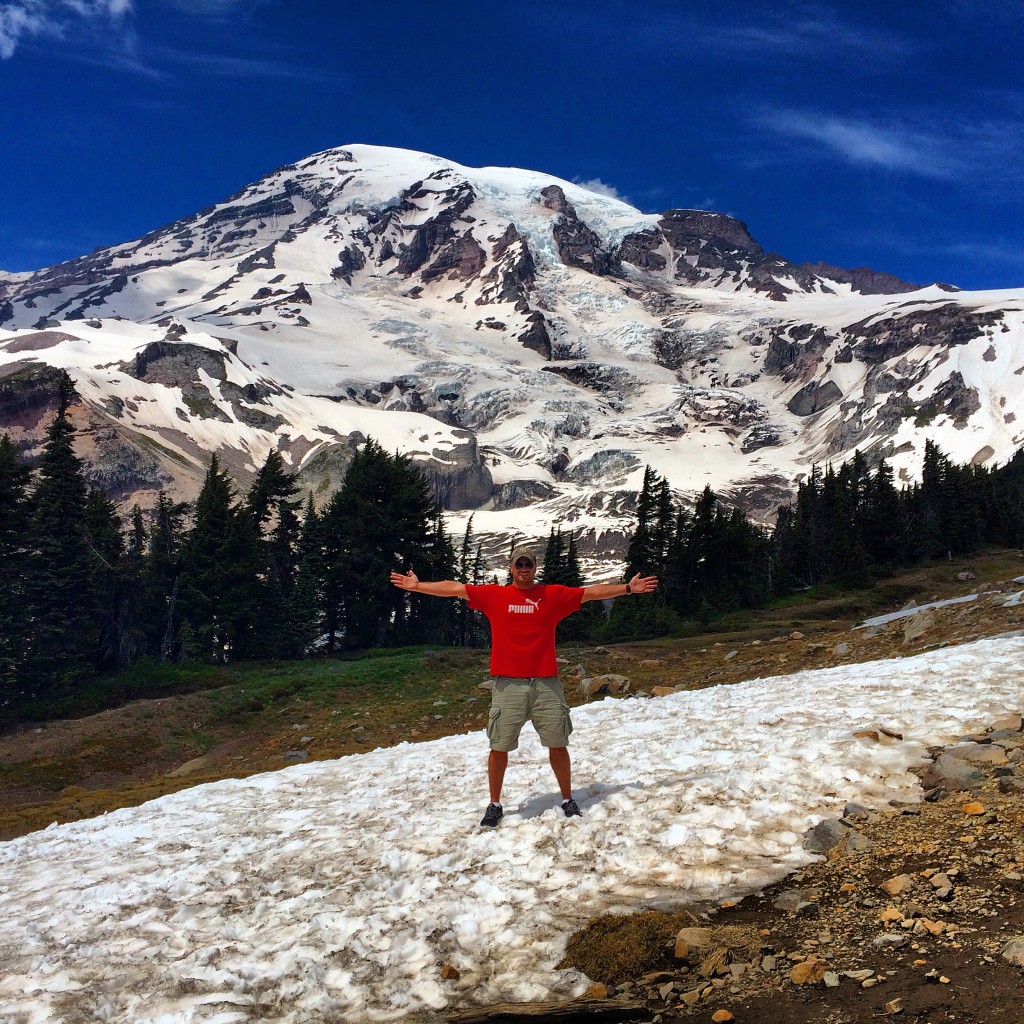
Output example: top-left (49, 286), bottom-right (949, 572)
top-left (0, 0), bottom-right (131, 58)
top-left (756, 106), bottom-right (1024, 192)
top-left (757, 108), bottom-right (970, 180)
top-left (574, 177), bottom-right (628, 202)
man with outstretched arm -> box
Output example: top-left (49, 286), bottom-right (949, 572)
top-left (390, 545), bottom-right (658, 827)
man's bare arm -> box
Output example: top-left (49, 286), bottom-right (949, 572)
top-left (390, 568), bottom-right (468, 600)
top-left (581, 572), bottom-right (658, 604)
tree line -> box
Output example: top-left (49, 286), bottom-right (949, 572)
top-left (4, 371), bottom-right (1024, 717)
top-left (1, 373), bottom-right (495, 715)
top-left (607, 442), bottom-right (1024, 638)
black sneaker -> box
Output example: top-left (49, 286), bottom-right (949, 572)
top-left (480, 803), bottom-right (503, 827)
top-left (562, 798), bottom-right (582, 818)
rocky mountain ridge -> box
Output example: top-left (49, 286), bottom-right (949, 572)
top-left (1, 144), bottom-right (1022, 563)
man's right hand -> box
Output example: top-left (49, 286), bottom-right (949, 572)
top-left (390, 568), bottom-right (419, 591)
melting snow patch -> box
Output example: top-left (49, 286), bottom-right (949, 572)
top-left (1, 637), bottom-right (1023, 1022)
top-left (857, 594), bottom-right (978, 628)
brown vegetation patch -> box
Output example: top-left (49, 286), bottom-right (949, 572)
top-left (558, 909), bottom-right (698, 984)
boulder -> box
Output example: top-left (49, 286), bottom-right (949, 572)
top-left (946, 742), bottom-right (1007, 766)
top-left (791, 957), bottom-right (827, 984)
top-left (1001, 937), bottom-right (1024, 968)
top-left (804, 818), bottom-right (849, 853)
top-left (921, 753), bottom-right (985, 792)
top-left (903, 609), bottom-right (936, 643)
top-left (881, 874), bottom-right (915, 896)
top-left (674, 926), bottom-right (714, 953)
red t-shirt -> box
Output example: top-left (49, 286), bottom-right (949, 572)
top-left (465, 583), bottom-right (584, 677)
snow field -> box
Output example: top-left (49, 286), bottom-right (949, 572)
top-left (2, 636), bottom-right (1024, 1022)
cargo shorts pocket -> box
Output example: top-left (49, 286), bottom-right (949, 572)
top-left (486, 707), bottom-right (502, 744)
top-left (535, 701), bottom-right (573, 748)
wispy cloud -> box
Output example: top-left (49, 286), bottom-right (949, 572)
top-left (147, 44), bottom-right (348, 84)
top-left (0, 0), bottom-right (130, 59)
top-left (755, 108), bottom-right (1024, 188)
top-left (708, 12), bottom-right (916, 64)
top-left (561, 1), bottom-right (922, 70)
top-left (758, 109), bottom-right (962, 178)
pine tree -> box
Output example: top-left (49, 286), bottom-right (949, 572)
top-left (322, 439), bottom-right (441, 650)
top-left (110, 506), bottom-right (148, 668)
top-left (292, 494), bottom-right (326, 654)
top-left (860, 459), bottom-right (905, 572)
top-left (454, 516), bottom-right (488, 648)
top-left (84, 487), bottom-right (127, 669)
top-left (142, 492), bottom-right (184, 659)
top-left (21, 373), bottom-right (105, 696)
top-left (624, 466), bottom-right (662, 577)
top-left (177, 454), bottom-right (260, 661)
top-left (246, 450), bottom-right (301, 658)
top-left (539, 526), bottom-right (566, 583)
top-left (0, 435), bottom-right (32, 701)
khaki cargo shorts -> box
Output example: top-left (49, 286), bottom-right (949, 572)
top-left (486, 676), bottom-right (573, 752)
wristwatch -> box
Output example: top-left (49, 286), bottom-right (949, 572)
top-left (625, 582), bottom-right (632, 594)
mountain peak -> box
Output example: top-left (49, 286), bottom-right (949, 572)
top-left (0, 143), bottom-right (1019, 566)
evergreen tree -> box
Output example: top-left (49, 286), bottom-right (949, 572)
top-left (0, 435), bottom-right (32, 700)
top-left (403, 509), bottom-right (458, 644)
top-left (321, 439), bottom-right (440, 650)
top-left (539, 526), bottom-right (566, 583)
top-left (84, 487), bottom-right (127, 669)
top-left (624, 466), bottom-right (662, 578)
top-left (142, 492), bottom-right (184, 659)
top-left (21, 373), bottom-right (104, 695)
top-left (454, 516), bottom-right (489, 647)
top-left (246, 450), bottom-right (302, 659)
top-left (292, 495), bottom-right (327, 655)
top-left (110, 506), bottom-right (148, 669)
top-left (177, 454), bottom-right (260, 661)
top-left (860, 459), bottom-right (904, 571)
top-left (556, 530), bottom-right (600, 642)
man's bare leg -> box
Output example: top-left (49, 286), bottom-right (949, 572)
top-left (548, 746), bottom-right (572, 800)
top-left (488, 749), bottom-right (508, 804)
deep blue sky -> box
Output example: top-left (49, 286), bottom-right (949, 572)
top-left (2, 0), bottom-right (1023, 290)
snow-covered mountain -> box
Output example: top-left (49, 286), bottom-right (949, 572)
top-left (2, 144), bottom-right (1022, 561)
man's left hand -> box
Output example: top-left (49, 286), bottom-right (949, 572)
top-left (628, 573), bottom-right (659, 594)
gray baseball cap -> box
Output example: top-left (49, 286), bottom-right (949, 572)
top-left (509, 545), bottom-right (538, 566)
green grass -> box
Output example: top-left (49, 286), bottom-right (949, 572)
top-left (2, 647), bottom-right (490, 735)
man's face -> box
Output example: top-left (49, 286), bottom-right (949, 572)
top-left (511, 557), bottom-right (536, 587)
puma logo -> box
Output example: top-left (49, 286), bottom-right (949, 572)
top-left (508, 596), bottom-right (541, 614)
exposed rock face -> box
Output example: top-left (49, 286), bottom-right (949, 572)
top-left (477, 223), bottom-right (537, 306)
top-left (616, 229), bottom-right (667, 272)
top-left (788, 380), bottom-right (844, 417)
top-left (923, 371), bottom-right (981, 425)
top-left (518, 311), bottom-right (552, 359)
top-left (541, 185), bottom-right (620, 276)
top-left (492, 479), bottom-right (557, 510)
top-left (846, 305), bottom-right (1003, 364)
top-left (332, 243), bottom-right (366, 284)
top-left (416, 445), bottom-right (495, 510)
top-left (394, 179), bottom-right (477, 278)
top-left (83, 428), bottom-right (171, 499)
top-left (127, 340), bottom-right (228, 385)
top-left (0, 362), bottom-right (68, 425)
top-left (658, 210), bottom-right (762, 256)
top-left (804, 262), bottom-right (920, 295)
top-left (540, 362), bottom-right (639, 398)
top-left (420, 232), bottom-right (486, 284)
